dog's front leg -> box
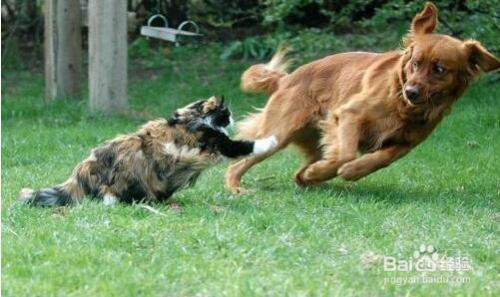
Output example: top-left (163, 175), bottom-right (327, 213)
top-left (296, 112), bottom-right (360, 186)
top-left (338, 145), bottom-right (411, 181)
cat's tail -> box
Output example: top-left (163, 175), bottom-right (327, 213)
top-left (20, 176), bottom-right (86, 207)
top-left (240, 45), bottom-right (291, 95)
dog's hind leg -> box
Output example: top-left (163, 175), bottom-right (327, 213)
top-left (226, 91), bottom-right (316, 193)
top-left (225, 129), bottom-right (295, 194)
top-left (226, 151), bottom-right (277, 194)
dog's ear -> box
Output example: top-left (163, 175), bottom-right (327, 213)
top-left (411, 2), bottom-right (438, 35)
top-left (464, 40), bottom-right (500, 73)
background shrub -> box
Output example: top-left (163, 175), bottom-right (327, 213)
top-left (1, 0), bottom-right (498, 67)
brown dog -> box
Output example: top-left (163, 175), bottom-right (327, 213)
top-left (225, 2), bottom-right (499, 193)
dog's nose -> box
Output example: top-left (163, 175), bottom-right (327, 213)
top-left (404, 86), bottom-right (420, 102)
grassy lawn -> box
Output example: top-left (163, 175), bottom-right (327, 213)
top-left (2, 44), bottom-right (499, 296)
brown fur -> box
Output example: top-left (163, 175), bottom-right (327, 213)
top-left (226, 2), bottom-right (500, 193)
top-left (240, 46), bottom-right (291, 95)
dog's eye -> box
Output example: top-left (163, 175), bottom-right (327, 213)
top-left (412, 61), bottom-right (419, 71)
top-left (433, 65), bottom-right (446, 75)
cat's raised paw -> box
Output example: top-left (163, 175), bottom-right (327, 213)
top-left (253, 136), bottom-right (278, 155)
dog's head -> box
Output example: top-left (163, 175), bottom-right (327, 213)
top-left (400, 2), bottom-right (499, 108)
top-left (170, 96), bottom-right (233, 132)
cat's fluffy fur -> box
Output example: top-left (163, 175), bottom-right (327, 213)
top-left (20, 96), bottom-right (277, 206)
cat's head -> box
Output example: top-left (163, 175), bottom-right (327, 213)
top-left (170, 96), bottom-right (233, 133)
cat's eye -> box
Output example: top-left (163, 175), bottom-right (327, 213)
top-left (433, 64), bottom-right (446, 75)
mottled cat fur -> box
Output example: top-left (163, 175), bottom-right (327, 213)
top-left (20, 96), bottom-right (277, 206)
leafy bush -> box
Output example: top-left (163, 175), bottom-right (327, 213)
top-left (262, 0), bottom-right (383, 30)
top-left (2, 0), bottom-right (498, 69)
top-left (363, 0), bottom-right (499, 52)
top-left (128, 38), bottom-right (173, 68)
top-left (220, 0), bottom-right (499, 62)
top-left (220, 28), bottom-right (400, 63)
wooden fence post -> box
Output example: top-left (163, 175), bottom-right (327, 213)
top-left (44, 0), bottom-right (82, 100)
top-left (88, 0), bottom-right (128, 113)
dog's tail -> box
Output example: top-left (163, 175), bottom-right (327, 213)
top-left (241, 45), bottom-right (291, 95)
top-left (20, 176), bottom-right (86, 207)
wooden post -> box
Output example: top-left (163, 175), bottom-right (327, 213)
top-left (44, 0), bottom-right (82, 100)
top-left (88, 0), bottom-right (128, 113)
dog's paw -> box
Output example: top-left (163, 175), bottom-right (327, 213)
top-left (228, 186), bottom-right (254, 195)
top-left (337, 162), bottom-right (365, 181)
top-left (293, 170), bottom-right (324, 187)
top-left (253, 135), bottom-right (278, 155)
top-left (294, 172), bottom-right (308, 187)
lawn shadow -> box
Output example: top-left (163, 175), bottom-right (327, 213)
top-left (291, 180), bottom-right (486, 208)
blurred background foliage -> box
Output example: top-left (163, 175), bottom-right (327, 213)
top-left (2, 0), bottom-right (499, 69)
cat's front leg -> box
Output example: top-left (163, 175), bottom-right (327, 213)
top-left (251, 136), bottom-right (278, 155)
top-left (199, 127), bottom-right (277, 158)
top-left (216, 135), bottom-right (277, 158)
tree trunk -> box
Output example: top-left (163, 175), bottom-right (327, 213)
top-left (88, 0), bottom-right (128, 113)
top-left (44, 0), bottom-right (82, 100)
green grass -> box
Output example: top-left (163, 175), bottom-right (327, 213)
top-left (2, 44), bottom-right (499, 296)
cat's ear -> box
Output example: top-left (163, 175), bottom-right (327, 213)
top-left (203, 96), bottom-right (219, 112)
